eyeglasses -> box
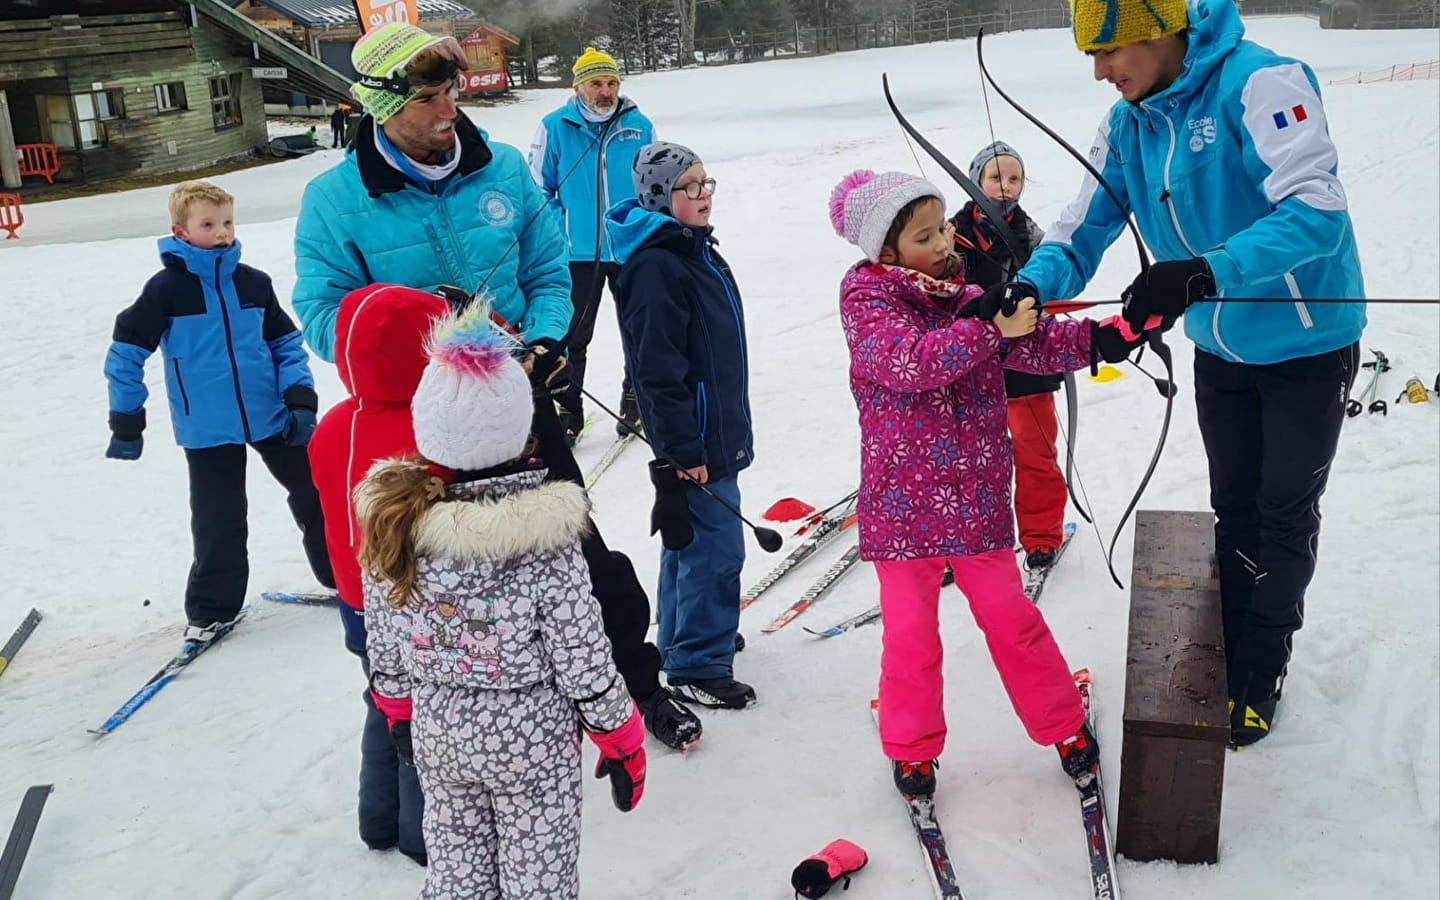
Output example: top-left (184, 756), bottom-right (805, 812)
top-left (357, 58), bottom-right (460, 97)
top-left (672, 178), bottom-right (717, 200)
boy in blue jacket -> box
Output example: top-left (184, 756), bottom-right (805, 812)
top-left (607, 142), bottom-right (757, 712)
top-left (1005, 0), bottom-right (1365, 746)
top-left (105, 181), bottom-right (333, 641)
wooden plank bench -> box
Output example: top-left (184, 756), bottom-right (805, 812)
top-left (0, 193), bottom-right (21, 239)
top-left (1116, 509), bottom-right (1228, 865)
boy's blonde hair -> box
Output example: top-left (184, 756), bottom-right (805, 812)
top-left (168, 181), bottom-right (234, 225)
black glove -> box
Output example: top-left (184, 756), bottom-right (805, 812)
top-left (432, 284), bottom-right (472, 311)
top-left (959, 280), bottom-right (1038, 320)
top-left (521, 339), bottom-right (571, 396)
top-left (390, 720), bottom-right (415, 767)
top-left (648, 459), bottom-right (694, 551)
top-left (1090, 315), bottom-right (1148, 368)
top-left (107, 409), bottom-right (146, 460)
top-left (1120, 258), bottom-right (1214, 333)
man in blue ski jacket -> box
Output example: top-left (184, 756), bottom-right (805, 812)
top-left (1007, 0), bottom-right (1365, 746)
top-left (291, 23), bottom-right (700, 754)
top-left (529, 46), bottom-right (657, 442)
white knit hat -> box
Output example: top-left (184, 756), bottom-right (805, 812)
top-left (411, 305), bottom-right (533, 472)
top-left (828, 169), bottom-right (946, 262)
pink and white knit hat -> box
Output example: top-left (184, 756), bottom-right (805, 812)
top-left (410, 304), bottom-right (531, 472)
top-left (828, 170), bottom-right (945, 262)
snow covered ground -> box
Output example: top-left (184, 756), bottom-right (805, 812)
top-left (1, 17), bottom-right (1437, 900)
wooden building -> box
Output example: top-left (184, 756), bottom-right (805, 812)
top-left (0, 0), bottom-right (350, 186)
top-left (230, 0), bottom-right (519, 103)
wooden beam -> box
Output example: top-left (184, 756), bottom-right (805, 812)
top-left (1116, 509), bottom-right (1228, 865)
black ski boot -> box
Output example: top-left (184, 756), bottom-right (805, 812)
top-left (671, 677), bottom-right (757, 710)
top-left (1056, 721), bottom-right (1100, 778)
top-left (617, 388), bottom-right (642, 437)
top-left (639, 687), bottom-right (703, 750)
top-left (891, 759), bottom-right (937, 797)
top-left (1025, 546), bottom-right (1059, 571)
top-left (557, 403), bottom-right (584, 447)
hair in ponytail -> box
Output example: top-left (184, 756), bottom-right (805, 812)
top-left (355, 458), bottom-right (448, 609)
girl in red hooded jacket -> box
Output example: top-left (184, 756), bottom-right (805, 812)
top-left (308, 284), bottom-right (447, 865)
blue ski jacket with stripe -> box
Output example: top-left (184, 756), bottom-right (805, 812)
top-left (105, 237), bottom-right (315, 449)
top-left (1019, 0), bottom-right (1364, 365)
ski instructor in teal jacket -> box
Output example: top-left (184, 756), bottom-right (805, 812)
top-left (291, 23), bottom-right (701, 756)
top-left (1006, 0), bottom-right (1365, 747)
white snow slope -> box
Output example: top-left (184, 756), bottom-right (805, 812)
top-left (1, 17), bottom-right (1437, 900)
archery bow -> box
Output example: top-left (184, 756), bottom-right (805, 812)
top-left (976, 28), bottom-right (1174, 589)
top-left (882, 73), bottom-right (1097, 527)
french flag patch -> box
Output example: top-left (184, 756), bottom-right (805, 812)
top-left (1272, 104), bottom-right (1309, 129)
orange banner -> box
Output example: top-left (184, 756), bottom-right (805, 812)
top-left (353, 0), bottom-right (419, 33)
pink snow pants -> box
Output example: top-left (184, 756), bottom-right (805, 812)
top-left (875, 549), bottom-right (1084, 761)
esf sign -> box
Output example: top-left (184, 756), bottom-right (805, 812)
top-left (251, 67), bottom-right (288, 79)
top-left (459, 70), bottom-right (509, 93)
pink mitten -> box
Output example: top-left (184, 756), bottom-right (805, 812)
top-left (586, 705), bottom-right (646, 812)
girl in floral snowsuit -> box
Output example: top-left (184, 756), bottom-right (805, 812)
top-left (357, 306), bottom-right (646, 900)
top-left (827, 170), bottom-right (1146, 798)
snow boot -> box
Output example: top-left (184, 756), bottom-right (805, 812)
top-left (791, 838), bottom-right (869, 898)
top-left (1056, 721), bottom-right (1100, 778)
top-left (671, 677), bottom-right (757, 710)
top-left (639, 687), bottom-right (703, 750)
top-left (891, 759), bottom-right (937, 797)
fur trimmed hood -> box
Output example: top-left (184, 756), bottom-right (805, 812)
top-left (356, 461), bottom-right (592, 561)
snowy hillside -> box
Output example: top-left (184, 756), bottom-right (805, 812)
top-left (0, 16), bottom-right (1436, 900)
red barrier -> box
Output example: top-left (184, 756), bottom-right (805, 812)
top-left (0, 193), bottom-right (22, 239)
top-left (15, 143), bottom-right (61, 184)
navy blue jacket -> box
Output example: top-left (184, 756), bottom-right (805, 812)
top-left (606, 199), bottom-right (753, 480)
top-left (105, 237), bottom-right (316, 449)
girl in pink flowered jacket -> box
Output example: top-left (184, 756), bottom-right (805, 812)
top-left (828, 170), bottom-right (1145, 798)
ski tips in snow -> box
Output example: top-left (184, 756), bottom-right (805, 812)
top-left (0, 609), bottom-right (42, 681)
top-left (89, 606), bottom-right (251, 736)
top-left (260, 590), bottom-right (339, 607)
top-left (0, 784), bottom-right (53, 900)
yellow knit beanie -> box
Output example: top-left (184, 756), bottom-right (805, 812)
top-left (572, 46), bottom-right (620, 86)
top-left (1072, 0), bottom-right (1188, 52)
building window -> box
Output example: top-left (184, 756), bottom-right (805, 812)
top-left (209, 74), bottom-right (242, 129)
top-left (75, 89), bottom-right (123, 149)
top-left (155, 82), bottom-right (187, 112)
top-left (36, 90), bottom-right (122, 150)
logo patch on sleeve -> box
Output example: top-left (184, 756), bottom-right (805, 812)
top-left (1272, 104), bottom-right (1308, 129)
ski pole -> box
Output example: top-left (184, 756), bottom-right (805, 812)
top-left (578, 387), bottom-right (784, 553)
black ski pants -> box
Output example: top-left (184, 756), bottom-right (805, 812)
top-left (1194, 343), bottom-right (1359, 705)
top-left (183, 436), bottom-right (334, 625)
top-left (531, 393), bottom-right (663, 700)
top-left (557, 261), bottom-right (629, 415)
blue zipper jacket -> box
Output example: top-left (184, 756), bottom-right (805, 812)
top-left (606, 199), bottom-right (754, 480)
top-left (294, 115), bottom-right (571, 362)
top-left (105, 237), bottom-right (316, 449)
top-left (529, 97), bottom-right (655, 263)
top-left (1019, 0), bottom-right (1365, 365)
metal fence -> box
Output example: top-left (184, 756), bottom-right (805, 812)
top-left (1329, 58), bottom-right (1440, 82)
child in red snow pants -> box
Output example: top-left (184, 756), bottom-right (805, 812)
top-left (1007, 392), bottom-right (1068, 555)
top-left (875, 550), bottom-right (1085, 760)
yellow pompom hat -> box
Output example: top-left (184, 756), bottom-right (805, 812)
top-left (1072, 0), bottom-right (1188, 52)
top-left (572, 46), bottom-right (620, 86)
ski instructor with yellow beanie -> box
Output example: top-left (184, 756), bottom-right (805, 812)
top-left (1005, 0), bottom-right (1366, 748)
top-left (528, 47), bottom-right (657, 445)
